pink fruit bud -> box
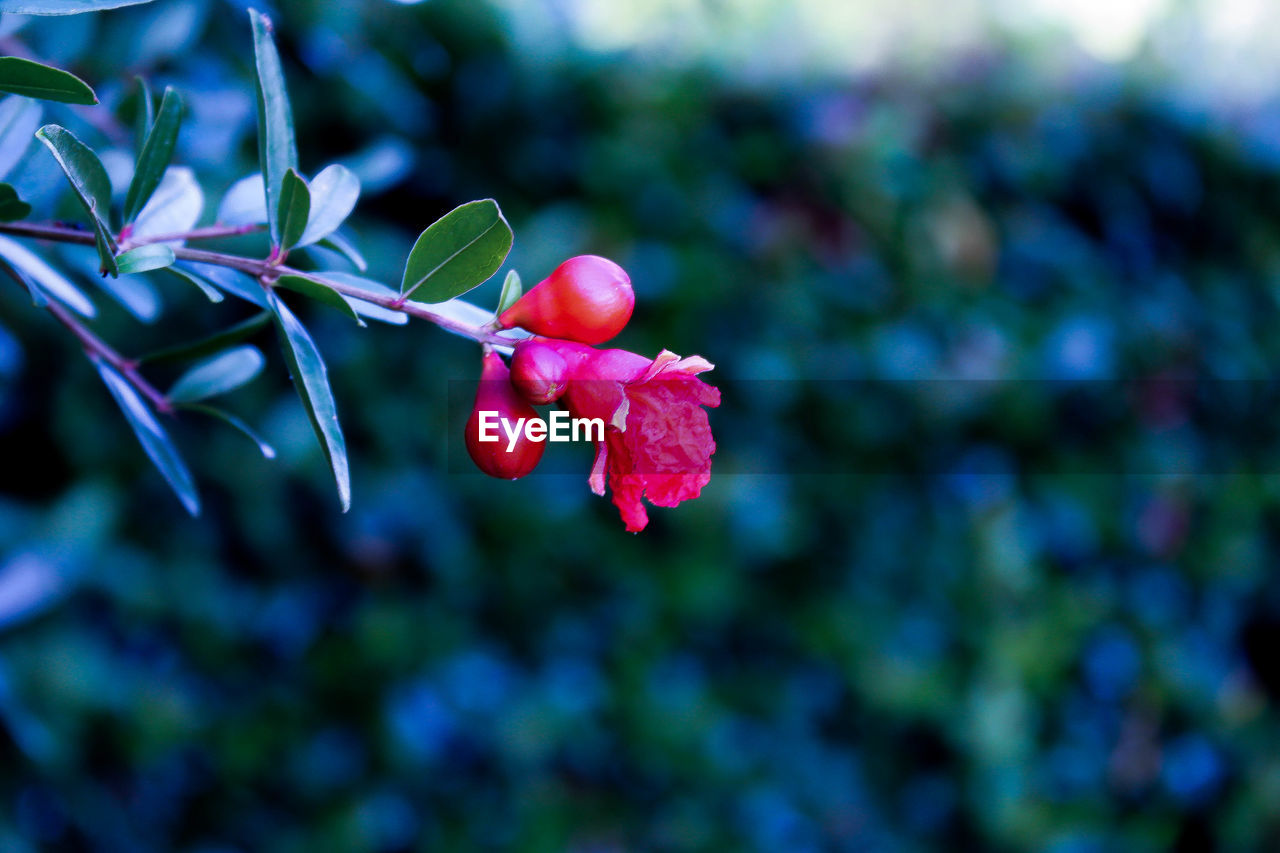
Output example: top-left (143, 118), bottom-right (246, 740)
top-left (465, 351), bottom-right (544, 479)
top-left (497, 255), bottom-right (634, 345)
top-left (509, 339), bottom-right (570, 404)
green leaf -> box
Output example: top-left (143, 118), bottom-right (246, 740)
top-left (91, 357), bottom-right (199, 517)
top-left (34, 124), bottom-right (115, 251)
top-left (318, 231), bottom-right (367, 271)
top-left (133, 76), bottom-right (153, 143)
top-left (181, 261), bottom-right (265, 307)
top-left (92, 218), bottom-right (118, 276)
top-left (276, 167), bottom-right (309, 252)
top-left (179, 403), bottom-right (276, 459)
top-left (164, 264), bottom-right (223, 303)
top-left (0, 183), bottom-right (31, 221)
top-left (0, 96), bottom-right (42, 180)
top-left (115, 244), bottom-right (174, 275)
top-left (0, 234), bottom-right (95, 316)
top-left (274, 273), bottom-right (363, 324)
top-left (0, 0), bottom-right (157, 13)
top-left (123, 86), bottom-right (183, 224)
top-left (268, 291), bottom-right (350, 511)
top-left (249, 8), bottom-right (298, 247)
top-left (495, 269), bottom-right (521, 316)
top-left (94, 269), bottom-right (159, 322)
top-left (400, 199), bottom-right (513, 303)
top-left (0, 57), bottom-right (95, 105)
top-left (298, 163), bottom-right (359, 247)
top-left (168, 345), bottom-right (264, 403)
top-left (141, 311), bottom-right (270, 365)
top-left (319, 271), bottom-right (407, 326)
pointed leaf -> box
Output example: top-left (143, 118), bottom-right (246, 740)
top-left (0, 183), bottom-right (30, 221)
top-left (319, 230), bottom-right (367, 271)
top-left (0, 0), bottom-right (158, 12)
top-left (216, 173), bottom-right (266, 225)
top-left (179, 403), bottom-right (276, 458)
top-left (92, 357), bottom-right (199, 516)
top-left (181, 261), bottom-right (265, 307)
top-left (131, 167), bottom-right (203, 244)
top-left (0, 57), bottom-right (95, 105)
top-left (400, 199), bottom-right (512, 302)
top-left (115, 244), bottom-right (174, 275)
top-left (34, 124), bottom-right (114, 250)
top-left (123, 86), bottom-right (183, 224)
top-left (141, 311), bottom-right (270, 365)
top-left (495, 269), bottom-right (521, 316)
top-left (249, 8), bottom-right (297, 247)
top-left (298, 163), bottom-right (359, 247)
top-left (91, 218), bottom-right (117, 276)
top-left (276, 167), bottom-right (309, 252)
top-left (0, 96), bottom-right (42, 181)
top-left (268, 292), bottom-right (350, 510)
top-left (168, 345), bottom-right (264, 403)
top-left (0, 234), bottom-right (94, 316)
top-left (163, 264), bottom-right (223, 303)
top-left (275, 273), bottom-right (363, 324)
top-left (317, 271), bottom-right (406, 325)
top-left (133, 76), bottom-right (153, 144)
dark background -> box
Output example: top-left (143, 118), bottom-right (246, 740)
top-left (3, 0), bottom-right (1280, 849)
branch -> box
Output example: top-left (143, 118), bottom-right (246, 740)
top-left (0, 221), bottom-right (512, 345)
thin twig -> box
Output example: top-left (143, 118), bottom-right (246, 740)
top-left (0, 220), bottom-right (512, 345)
top-left (42, 292), bottom-right (173, 414)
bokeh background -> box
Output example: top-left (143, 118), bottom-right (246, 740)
top-left (4, 0), bottom-right (1280, 849)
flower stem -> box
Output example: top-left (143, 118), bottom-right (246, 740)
top-left (0, 220), bottom-right (510, 346)
top-left (26, 281), bottom-right (172, 414)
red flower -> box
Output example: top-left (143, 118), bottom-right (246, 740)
top-left (532, 339), bottom-right (720, 532)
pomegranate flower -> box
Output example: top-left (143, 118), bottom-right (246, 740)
top-left (520, 339), bottom-right (720, 532)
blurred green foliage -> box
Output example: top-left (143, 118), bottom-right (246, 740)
top-left (3, 1), bottom-right (1280, 850)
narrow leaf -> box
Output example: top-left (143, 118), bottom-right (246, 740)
top-left (180, 261), bottom-right (265, 307)
top-left (0, 57), bottom-right (95, 105)
top-left (164, 264), bottom-right (223, 303)
top-left (0, 96), bottom-right (42, 181)
top-left (495, 269), bottom-right (521, 316)
top-left (0, 183), bottom-right (30, 221)
top-left (276, 167), bottom-right (309, 252)
top-left (34, 124), bottom-right (115, 251)
top-left (179, 403), bottom-right (276, 458)
top-left (0, 0), bottom-right (158, 13)
top-left (168, 345), bottom-right (264, 403)
top-left (115, 244), bottom-right (174, 275)
top-left (268, 291), bottom-right (350, 511)
top-left (133, 76), bottom-right (154, 144)
top-left (298, 163), bottom-right (359, 247)
top-left (123, 86), bottom-right (182, 224)
top-left (249, 8), bottom-right (297, 246)
top-left (319, 230), bottom-right (367, 271)
top-left (400, 199), bottom-right (513, 303)
top-left (91, 218), bottom-right (117, 276)
top-left (0, 234), bottom-right (94, 316)
top-left (141, 311), bottom-right (270, 365)
top-left (131, 167), bottom-right (203, 244)
top-left (92, 357), bottom-right (199, 516)
top-left (274, 273), bottom-right (363, 324)
top-left (317, 271), bottom-right (406, 325)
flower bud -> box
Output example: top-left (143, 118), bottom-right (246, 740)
top-left (497, 255), bottom-right (634, 344)
top-left (509, 339), bottom-right (570, 404)
top-left (465, 351), bottom-right (545, 479)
